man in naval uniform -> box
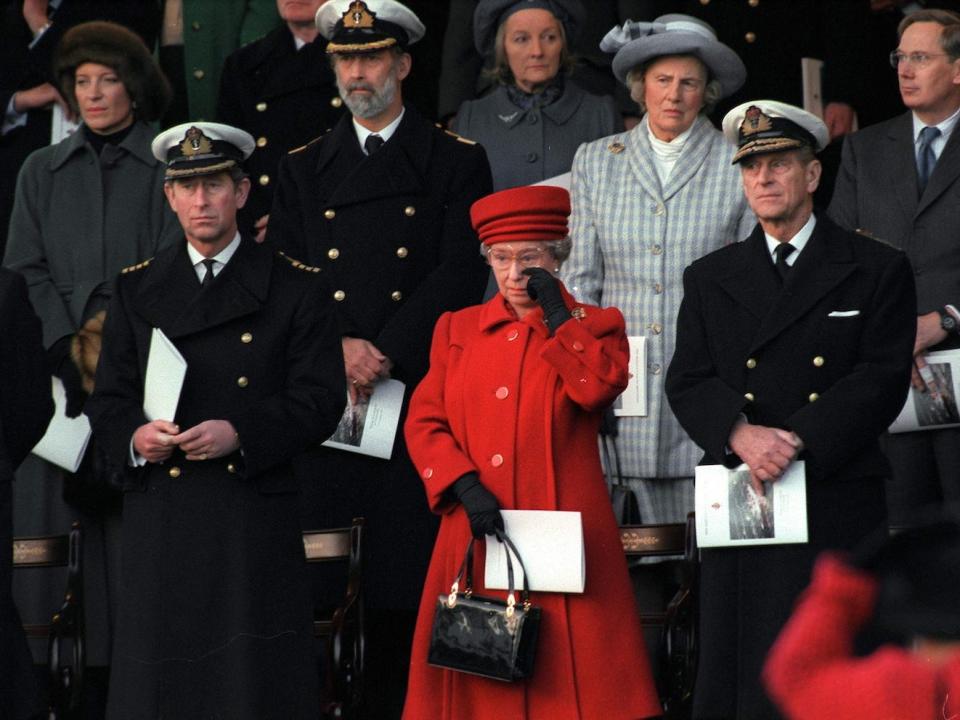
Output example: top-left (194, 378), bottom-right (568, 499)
top-left (665, 101), bottom-right (917, 720)
top-left (85, 121), bottom-right (345, 719)
top-left (265, 1), bottom-right (492, 715)
top-left (217, 0), bottom-right (345, 240)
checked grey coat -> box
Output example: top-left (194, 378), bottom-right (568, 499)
top-left (563, 114), bottom-right (754, 487)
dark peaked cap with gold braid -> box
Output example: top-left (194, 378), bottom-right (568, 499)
top-left (721, 100), bottom-right (829, 165)
top-left (151, 122), bottom-right (255, 180)
top-left (316, 0), bottom-right (425, 54)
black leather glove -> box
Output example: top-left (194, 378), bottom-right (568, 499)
top-left (48, 335), bottom-right (87, 418)
top-left (523, 267), bottom-right (569, 335)
top-left (451, 472), bottom-right (504, 540)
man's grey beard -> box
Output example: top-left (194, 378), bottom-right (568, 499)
top-left (338, 70), bottom-right (398, 119)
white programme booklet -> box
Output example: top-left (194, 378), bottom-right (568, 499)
top-left (31, 377), bottom-right (92, 472)
top-left (695, 462), bottom-right (808, 548)
top-left (484, 510), bottom-right (585, 593)
top-left (144, 328), bottom-right (187, 422)
top-left (613, 336), bottom-right (647, 417)
top-left (322, 378), bottom-right (405, 460)
top-left (889, 349), bottom-right (960, 433)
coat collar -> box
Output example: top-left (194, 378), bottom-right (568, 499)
top-left (486, 83), bottom-right (587, 128)
top-left (625, 115), bottom-right (719, 201)
top-left (312, 104), bottom-right (433, 206)
top-left (134, 236), bottom-right (272, 339)
top-left (49, 121), bottom-right (158, 171)
top-left (477, 281), bottom-right (582, 338)
top-left (717, 214), bottom-right (857, 354)
top-left (240, 25), bottom-right (332, 96)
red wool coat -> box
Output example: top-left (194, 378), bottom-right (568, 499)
top-left (402, 290), bottom-right (661, 720)
top-left (764, 555), bottom-right (960, 720)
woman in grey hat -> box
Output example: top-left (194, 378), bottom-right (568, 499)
top-left (3, 20), bottom-right (181, 692)
top-left (561, 15), bottom-right (755, 527)
top-left (452, 0), bottom-right (622, 191)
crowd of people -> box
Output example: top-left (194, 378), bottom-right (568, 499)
top-left (5, 1), bottom-right (960, 719)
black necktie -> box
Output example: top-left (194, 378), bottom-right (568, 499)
top-left (774, 243), bottom-right (795, 282)
top-left (200, 258), bottom-right (216, 289)
top-left (917, 125), bottom-right (941, 195)
top-left (364, 134), bottom-right (384, 156)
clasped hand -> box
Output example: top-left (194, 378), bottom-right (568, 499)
top-left (729, 419), bottom-right (804, 495)
top-left (133, 419), bottom-right (240, 463)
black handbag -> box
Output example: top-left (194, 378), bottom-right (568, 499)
top-left (427, 529), bottom-right (542, 681)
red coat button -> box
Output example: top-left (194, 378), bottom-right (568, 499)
top-left (491, 454), bottom-right (504, 467)
top-left (572, 341), bottom-right (584, 352)
top-left (422, 467), bottom-right (433, 479)
top-left (495, 386), bottom-right (509, 400)
top-left (507, 329), bottom-right (519, 341)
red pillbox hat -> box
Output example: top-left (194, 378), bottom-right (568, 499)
top-left (470, 186), bottom-right (570, 246)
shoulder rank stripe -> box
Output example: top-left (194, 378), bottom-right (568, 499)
top-left (277, 251), bottom-right (321, 273)
top-left (288, 133), bottom-right (327, 154)
top-left (120, 258), bottom-right (153, 274)
top-left (442, 128), bottom-right (477, 145)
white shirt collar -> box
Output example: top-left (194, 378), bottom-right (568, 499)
top-left (353, 107), bottom-right (405, 153)
top-left (912, 105), bottom-right (960, 146)
top-left (187, 232), bottom-right (241, 281)
top-left (764, 213), bottom-right (817, 266)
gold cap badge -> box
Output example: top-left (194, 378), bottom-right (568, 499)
top-left (741, 106), bottom-right (773, 137)
top-left (344, 1), bottom-right (376, 28)
top-left (180, 126), bottom-right (213, 157)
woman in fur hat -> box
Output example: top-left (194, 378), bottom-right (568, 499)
top-left (3, 20), bottom-right (181, 693)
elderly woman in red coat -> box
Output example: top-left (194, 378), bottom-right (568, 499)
top-left (402, 185), bottom-right (661, 720)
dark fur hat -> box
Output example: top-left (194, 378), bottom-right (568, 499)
top-left (53, 21), bottom-right (171, 123)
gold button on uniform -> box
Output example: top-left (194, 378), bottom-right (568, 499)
top-left (169, 466), bottom-right (181, 478)
top-left (330, 97), bottom-right (343, 108)
top-left (808, 392), bottom-right (819, 403)
top-left (226, 463), bottom-right (237, 474)
top-left (333, 290), bottom-right (346, 301)
top-left (700, 0), bottom-right (710, 5)
top-left (813, 356), bottom-right (825, 367)
top-left (745, 392), bottom-right (755, 402)
top-left (256, 136), bottom-right (267, 148)
top-left (491, 454), bottom-right (504, 468)
top-left (391, 291), bottom-right (402, 301)
top-left (193, 69), bottom-right (205, 80)
top-left (324, 209), bottom-right (336, 220)
top-left (396, 247), bottom-right (408, 258)
top-left (241, 332), bottom-right (253, 344)
top-left (746, 358), bottom-right (757, 369)
top-left (258, 174), bottom-right (270, 186)
top-left (495, 386), bottom-right (509, 400)
top-left (404, 206), bottom-right (416, 217)
top-left (256, 102), bottom-right (267, 112)
top-left (745, 31), bottom-right (756, 43)
top-left (327, 248), bottom-right (340, 260)
top-left (237, 376), bottom-right (249, 388)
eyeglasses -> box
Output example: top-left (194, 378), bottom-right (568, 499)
top-left (889, 50), bottom-right (951, 69)
top-left (486, 246), bottom-right (548, 270)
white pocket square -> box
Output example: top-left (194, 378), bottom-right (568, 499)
top-left (828, 310), bottom-right (860, 317)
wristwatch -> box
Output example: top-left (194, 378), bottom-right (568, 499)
top-left (939, 308), bottom-right (958, 334)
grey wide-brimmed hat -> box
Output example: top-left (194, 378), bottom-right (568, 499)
top-left (722, 100), bottom-right (829, 164)
top-left (600, 13), bottom-right (746, 97)
top-left (473, 0), bottom-right (586, 56)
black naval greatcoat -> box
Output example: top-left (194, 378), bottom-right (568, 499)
top-left (666, 215), bottom-right (916, 720)
top-left (267, 105), bottom-right (493, 609)
top-left (85, 237), bottom-right (345, 720)
top-left (216, 25), bottom-right (345, 235)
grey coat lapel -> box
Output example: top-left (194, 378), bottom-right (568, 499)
top-left (661, 116), bottom-right (714, 201)
top-left (625, 120), bottom-right (663, 199)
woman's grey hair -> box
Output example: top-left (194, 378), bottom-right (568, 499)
top-left (625, 54), bottom-right (721, 117)
top-left (479, 237), bottom-right (573, 266)
top-left (484, 15), bottom-right (575, 87)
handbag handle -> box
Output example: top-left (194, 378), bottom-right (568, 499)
top-left (446, 530), bottom-right (532, 615)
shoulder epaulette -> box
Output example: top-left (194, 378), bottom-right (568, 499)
top-left (442, 128), bottom-right (477, 145)
top-left (277, 251), bottom-right (321, 273)
top-left (854, 228), bottom-right (895, 248)
top-left (120, 258), bottom-right (152, 274)
top-left (288, 133), bottom-right (327, 154)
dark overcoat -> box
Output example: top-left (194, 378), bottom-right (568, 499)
top-left (85, 238), bottom-right (345, 719)
top-left (0, 268), bottom-right (54, 720)
top-left (216, 25), bottom-right (344, 234)
top-left (665, 215), bottom-right (916, 720)
top-left (829, 111), bottom-right (960, 521)
top-left (267, 105), bottom-right (492, 609)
